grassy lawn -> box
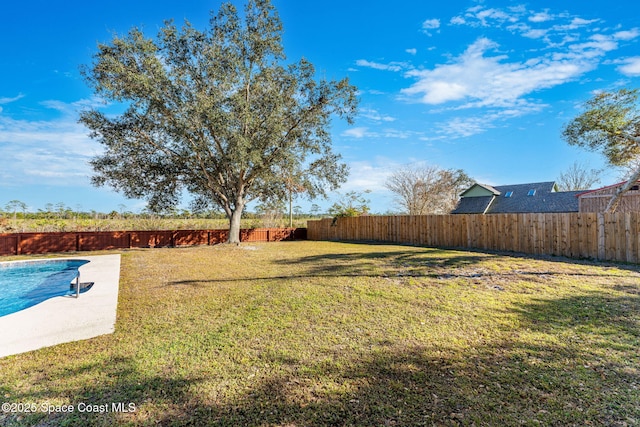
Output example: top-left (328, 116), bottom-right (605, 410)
top-left (1, 241), bottom-right (639, 426)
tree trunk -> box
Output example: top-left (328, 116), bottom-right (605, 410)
top-left (227, 204), bottom-right (244, 244)
top-left (289, 189), bottom-right (293, 228)
top-left (227, 209), bottom-right (242, 244)
top-left (604, 168), bottom-right (640, 213)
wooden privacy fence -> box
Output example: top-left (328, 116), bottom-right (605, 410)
top-left (0, 228), bottom-right (307, 256)
top-left (307, 214), bottom-right (640, 263)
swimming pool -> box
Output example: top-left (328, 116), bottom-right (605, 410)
top-left (0, 259), bottom-right (90, 317)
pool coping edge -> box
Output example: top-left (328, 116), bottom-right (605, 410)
top-left (0, 254), bottom-right (121, 358)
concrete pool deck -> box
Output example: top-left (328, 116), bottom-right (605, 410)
top-left (0, 254), bottom-right (121, 358)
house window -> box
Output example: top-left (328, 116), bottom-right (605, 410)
top-left (505, 191), bottom-right (513, 198)
top-left (631, 185), bottom-right (639, 191)
top-left (528, 189), bottom-right (536, 196)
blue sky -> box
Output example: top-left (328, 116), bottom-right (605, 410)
top-left (2, 0), bottom-right (640, 214)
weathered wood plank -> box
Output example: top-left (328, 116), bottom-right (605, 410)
top-left (305, 213), bottom-right (639, 263)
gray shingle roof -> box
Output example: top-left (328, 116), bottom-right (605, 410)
top-left (451, 181), bottom-right (580, 214)
top-left (450, 196), bottom-right (493, 214)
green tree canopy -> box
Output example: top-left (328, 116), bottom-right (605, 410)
top-left (562, 88), bottom-right (640, 212)
top-left (80, 0), bottom-right (358, 242)
top-left (328, 190), bottom-right (371, 218)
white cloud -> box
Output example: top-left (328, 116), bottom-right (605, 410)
top-left (522, 28), bottom-right (548, 39)
top-left (400, 15), bottom-right (633, 112)
top-left (436, 116), bottom-right (496, 139)
top-left (40, 97), bottom-right (106, 116)
top-left (508, 19), bottom-right (559, 41)
top-left (401, 37), bottom-right (590, 109)
top-left (360, 108), bottom-right (396, 122)
top-left (614, 28), bottom-right (640, 41)
top-left (341, 159), bottom-right (394, 192)
top-left (458, 6), bottom-right (520, 27)
top-left (0, 94), bottom-right (25, 109)
top-left (508, 5), bottom-right (528, 15)
top-left (422, 19), bottom-right (440, 30)
top-left (478, 8), bottom-right (517, 26)
top-left (550, 17), bottom-right (600, 32)
top-left (451, 5), bottom-right (608, 51)
top-left (529, 11), bottom-right (553, 23)
top-left (422, 18), bottom-right (440, 35)
top-left (358, 4), bottom-right (640, 141)
top-left (405, 48), bottom-right (417, 55)
top-left (355, 59), bottom-right (407, 72)
top-left (570, 17), bottom-right (598, 27)
top-left (380, 129), bottom-right (415, 139)
top-left (341, 125), bottom-right (423, 140)
top-left (0, 100), bottom-right (100, 186)
top-left (566, 34), bottom-right (620, 59)
top-left (616, 57), bottom-right (640, 76)
top-left (342, 127), bottom-right (369, 138)
top-left (407, 80), bottom-right (468, 104)
top-left (426, 101), bottom-right (549, 140)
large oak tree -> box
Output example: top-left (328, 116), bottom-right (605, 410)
top-left (80, 0), bottom-right (357, 242)
top-left (562, 88), bottom-right (640, 212)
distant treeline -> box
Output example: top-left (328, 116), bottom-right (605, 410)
top-left (0, 200), bottom-right (321, 233)
top-left (1, 200), bottom-right (324, 221)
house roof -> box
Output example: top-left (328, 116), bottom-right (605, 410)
top-left (450, 196), bottom-right (495, 214)
top-left (575, 180), bottom-right (640, 197)
top-left (452, 181), bottom-right (580, 214)
top-left (459, 183), bottom-right (501, 197)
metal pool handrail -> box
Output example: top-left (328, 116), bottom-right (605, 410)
top-left (74, 271), bottom-right (81, 298)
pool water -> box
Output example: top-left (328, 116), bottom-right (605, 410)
top-left (0, 259), bottom-right (90, 317)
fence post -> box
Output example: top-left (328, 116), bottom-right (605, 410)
top-left (625, 213), bottom-right (633, 263)
top-left (597, 213), bottom-right (605, 260)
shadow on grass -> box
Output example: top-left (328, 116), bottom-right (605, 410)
top-left (167, 248), bottom-right (494, 287)
top-left (3, 292), bottom-right (638, 426)
top-left (357, 240), bottom-right (640, 280)
top-left (168, 246), bottom-right (640, 288)
top-left (514, 292), bottom-right (640, 343)
top-left (1, 355), bottom-right (205, 426)
top-left (190, 291), bottom-right (639, 426)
